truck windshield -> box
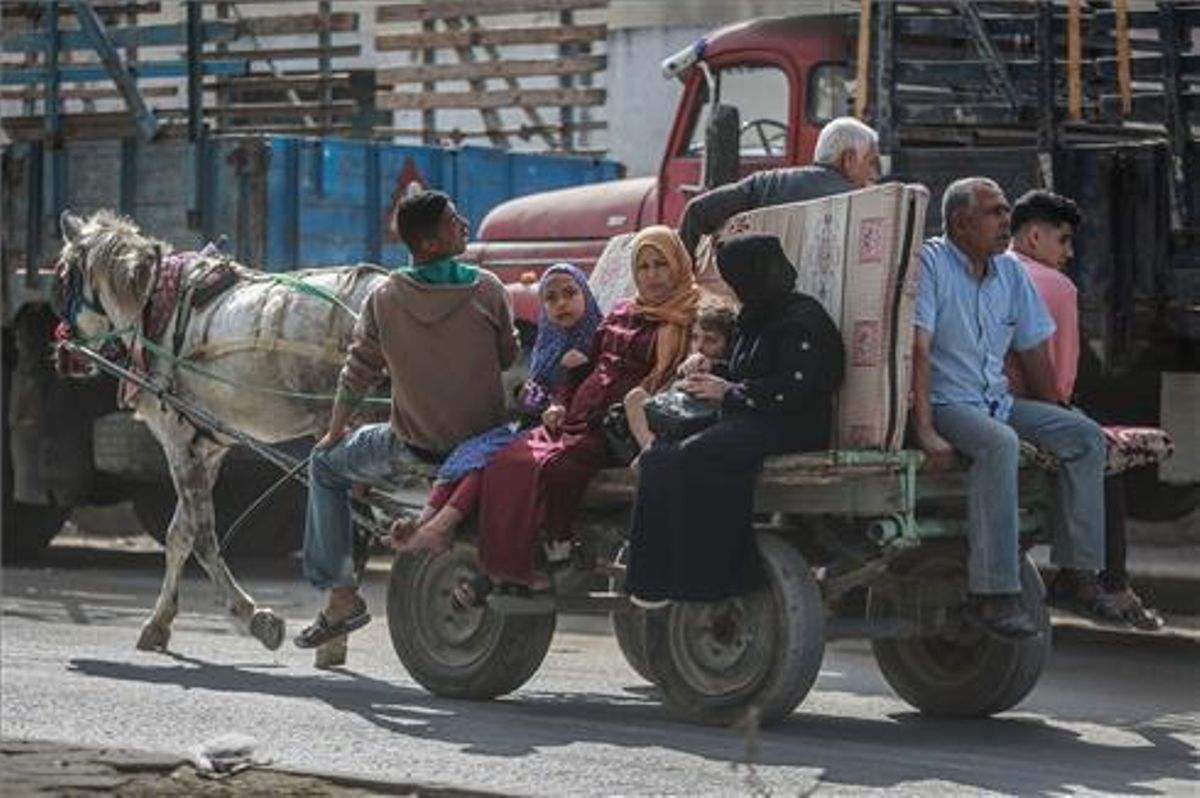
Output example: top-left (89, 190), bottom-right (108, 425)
top-left (684, 65), bottom-right (790, 158)
top-left (809, 62), bottom-right (853, 124)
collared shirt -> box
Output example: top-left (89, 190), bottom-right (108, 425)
top-left (914, 236), bottom-right (1055, 420)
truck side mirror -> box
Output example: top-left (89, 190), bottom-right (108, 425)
top-left (703, 103), bottom-right (740, 190)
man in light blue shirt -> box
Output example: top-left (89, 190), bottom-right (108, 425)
top-left (912, 177), bottom-right (1107, 640)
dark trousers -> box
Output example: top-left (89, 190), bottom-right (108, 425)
top-left (1101, 474), bottom-right (1130, 591)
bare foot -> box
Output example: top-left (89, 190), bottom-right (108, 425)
top-left (397, 523), bottom-right (452, 555)
top-left (388, 517), bottom-right (419, 549)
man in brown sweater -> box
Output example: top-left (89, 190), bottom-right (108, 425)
top-left (295, 190), bottom-right (517, 648)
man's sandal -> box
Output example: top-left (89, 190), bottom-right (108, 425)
top-left (1047, 574), bottom-right (1129, 627)
top-left (1113, 589), bottom-right (1166, 631)
top-left (293, 597), bottom-right (370, 648)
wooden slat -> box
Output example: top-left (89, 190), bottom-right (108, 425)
top-left (211, 100), bottom-right (357, 118)
top-left (377, 120), bottom-right (606, 137)
top-left (1068, 0), bottom-right (1082, 120)
top-left (376, 0), bottom-right (606, 24)
top-left (197, 45), bottom-right (360, 62)
top-left (217, 123), bottom-right (354, 134)
top-left (377, 24), bottom-right (605, 51)
top-left (376, 87), bottom-right (605, 110)
top-left (854, 0), bottom-right (871, 118)
top-left (895, 59), bottom-right (1042, 86)
top-left (0, 85), bottom-right (177, 101)
top-left (209, 73), bottom-right (351, 90)
top-left (238, 12), bottom-right (358, 37)
top-left (1, 59), bottom-right (248, 85)
top-left (0, 109), bottom-right (187, 140)
top-left (377, 55), bottom-right (606, 85)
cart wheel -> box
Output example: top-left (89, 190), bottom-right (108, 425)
top-left (869, 550), bottom-right (1050, 716)
top-left (608, 544), bottom-right (653, 683)
top-left (387, 539), bottom-right (555, 699)
top-left (611, 608), bottom-right (653, 683)
top-left (643, 532), bottom-right (824, 727)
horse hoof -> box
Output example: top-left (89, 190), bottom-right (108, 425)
top-left (249, 609), bottom-right (285, 651)
top-left (136, 621), bottom-right (171, 652)
top-left (314, 636), bottom-right (347, 670)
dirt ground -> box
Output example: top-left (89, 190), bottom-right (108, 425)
top-left (0, 740), bottom-right (489, 797)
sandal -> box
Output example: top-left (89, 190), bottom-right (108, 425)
top-left (1047, 571), bottom-right (1128, 627)
top-left (1111, 588), bottom-right (1166, 631)
top-left (293, 597), bottom-right (370, 649)
top-left (451, 574), bottom-right (493, 610)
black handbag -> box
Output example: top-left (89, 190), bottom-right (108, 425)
top-left (601, 403), bottom-right (641, 465)
top-left (644, 389), bottom-right (720, 441)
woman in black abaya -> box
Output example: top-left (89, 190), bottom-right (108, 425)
top-left (625, 233), bottom-right (845, 605)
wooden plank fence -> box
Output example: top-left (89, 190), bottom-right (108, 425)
top-left (373, 0), bottom-right (609, 151)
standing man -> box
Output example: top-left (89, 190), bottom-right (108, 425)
top-left (912, 177), bottom-right (1110, 640)
top-left (295, 190), bottom-right (518, 649)
top-left (1006, 189), bottom-right (1161, 629)
top-left (678, 115), bottom-right (881, 254)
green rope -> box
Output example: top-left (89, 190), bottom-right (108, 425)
top-left (136, 336), bottom-right (390, 406)
top-left (257, 272), bottom-right (362, 320)
top-left (72, 325), bottom-right (387, 407)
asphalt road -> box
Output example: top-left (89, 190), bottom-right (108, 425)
top-left (2, 537), bottom-right (1197, 796)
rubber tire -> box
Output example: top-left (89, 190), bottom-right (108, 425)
top-left (611, 608), bottom-right (654, 683)
top-left (1, 324), bottom-right (69, 564)
top-left (131, 470), bottom-right (305, 557)
top-left (869, 551), bottom-right (1051, 717)
top-left (1, 501), bottom-right (70, 564)
top-left (387, 540), bottom-right (556, 700)
top-left (643, 532), bottom-right (825, 727)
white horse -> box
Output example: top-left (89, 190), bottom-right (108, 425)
top-left (55, 209), bottom-right (388, 655)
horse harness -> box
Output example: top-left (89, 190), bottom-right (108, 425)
top-left (142, 249), bottom-right (240, 359)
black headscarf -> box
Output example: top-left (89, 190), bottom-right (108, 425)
top-left (716, 234), bottom-right (803, 332)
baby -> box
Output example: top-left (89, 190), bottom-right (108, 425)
top-left (624, 299), bottom-right (737, 451)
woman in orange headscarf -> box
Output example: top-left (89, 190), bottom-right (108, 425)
top-left (463, 226), bottom-right (699, 602)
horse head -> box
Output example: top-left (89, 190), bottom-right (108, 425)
top-left (54, 209), bottom-right (166, 374)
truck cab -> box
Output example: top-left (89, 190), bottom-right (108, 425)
top-left (467, 16), bottom-right (849, 284)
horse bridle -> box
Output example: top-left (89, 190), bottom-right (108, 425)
top-left (53, 243), bottom-right (162, 365)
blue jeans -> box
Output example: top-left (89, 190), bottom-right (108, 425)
top-left (933, 399), bottom-right (1106, 595)
top-left (302, 423), bottom-right (418, 590)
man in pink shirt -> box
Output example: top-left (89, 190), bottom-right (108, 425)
top-left (1007, 190), bottom-right (1163, 630)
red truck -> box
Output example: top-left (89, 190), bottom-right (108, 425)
top-left (468, 15), bottom-right (848, 288)
top-left (467, 8), bottom-right (1200, 526)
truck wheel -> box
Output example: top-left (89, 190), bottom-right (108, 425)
top-left (611, 608), bottom-right (653, 683)
top-left (387, 540), bottom-right (555, 699)
top-left (643, 532), bottom-right (825, 727)
top-left (1, 324), bottom-right (69, 563)
top-left (869, 551), bottom-right (1050, 717)
top-left (1, 501), bottom-right (69, 563)
top-left (131, 471), bottom-right (305, 557)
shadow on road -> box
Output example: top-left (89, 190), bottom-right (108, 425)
top-left (66, 652), bottom-right (1198, 795)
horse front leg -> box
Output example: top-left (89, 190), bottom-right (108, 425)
top-left (135, 421), bottom-right (210, 652)
top-left (136, 412), bottom-right (280, 652)
top-left (185, 438), bottom-right (285, 651)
